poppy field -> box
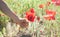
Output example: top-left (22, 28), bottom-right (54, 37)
top-left (0, 0), bottom-right (60, 37)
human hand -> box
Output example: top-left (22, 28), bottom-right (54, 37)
top-left (18, 18), bottom-right (29, 28)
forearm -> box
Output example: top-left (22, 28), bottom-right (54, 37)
top-left (0, 0), bottom-right (20, 23)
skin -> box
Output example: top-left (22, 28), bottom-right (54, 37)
top-left (0, 0), bottom-right (28, 28)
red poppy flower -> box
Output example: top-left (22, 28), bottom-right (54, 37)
top-left (44, 15), bottom-right (55, 20)
top-left (55, 0), bottom-right (60, 6)
top-left (39, 4), bottom-right (44, 8)
top-left (25, 13), bottom-right (35, 22)
top-left (45, 10), bottom-right (56, 16)
top-left (51, 0), bottom-right (60, 6)
top-left (25, 8), bottom-right (36, 22)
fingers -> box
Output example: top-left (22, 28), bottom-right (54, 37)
top-left (19, 18), bottom-right (29, 28)
top-left (20, 18), bottom-right (29, 22)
